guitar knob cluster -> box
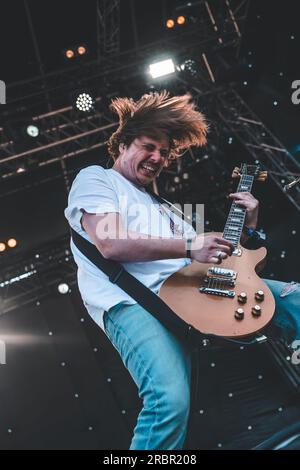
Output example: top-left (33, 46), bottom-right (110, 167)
top-left (234, 291), bottom-right (264, 320)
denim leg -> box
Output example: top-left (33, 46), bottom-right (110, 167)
top-left (263, 279), bottom-right (300, 343)
top-left (103, 303), bottom-right (192, 450)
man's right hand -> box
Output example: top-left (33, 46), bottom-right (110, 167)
top-left (190, 235), bottom-right (234, 264)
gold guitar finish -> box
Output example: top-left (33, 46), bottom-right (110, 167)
top-left (159, 232), bottom-right (275, 338)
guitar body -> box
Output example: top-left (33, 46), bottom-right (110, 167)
top-left (159, 232), bottom-right (276, 338)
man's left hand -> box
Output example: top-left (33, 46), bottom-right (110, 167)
top-left (228, 192), bottom-right (259, 229)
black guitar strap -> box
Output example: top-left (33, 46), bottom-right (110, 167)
top-left (70, 226), bottom-right (204, 347)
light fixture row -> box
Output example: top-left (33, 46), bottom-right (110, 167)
top-left (0, 239), bottom-right (18, 253)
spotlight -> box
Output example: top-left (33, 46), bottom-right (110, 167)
top-left (0, 243), bottom-right (6, 253)
top-left (58, 283), bottom-right (69, 294)
top-left (65, 49), bottom-right (75, 59)
top-left (64, 45), bottom-right (88, 60)
top-left (7, 238), bottom-right (17, 248)
top-left (77, 45), bottom-right (87, 55)
top-left (75, 92), bottom-right (94, 112)
top-left (26, 124), bottom-right (39, 138)
top-left (17, 167), bottom-right (26, 173)
top-left (180, 59), bottom-right (197, 76)
top-left (177, 15), bottom-right (186, 25)
top-left (166, 19), bottom-right (175, 28)
top-left (149, 59), bottom-right (175, 79)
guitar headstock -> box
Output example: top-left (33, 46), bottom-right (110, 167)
top-left (232, 164), bottom-right (267, 182)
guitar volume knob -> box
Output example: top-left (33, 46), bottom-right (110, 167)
top-left (238, 292), bottom-right (247, 303)
top-left (255, 290), bottom-right (264, 301)
top-left (235, 308), bottom-right (244, 320)
top-left (252, 305), bottom-right (262, 317)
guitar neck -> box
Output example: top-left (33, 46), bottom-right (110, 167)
top-left (223, 173), bottom-right (255, 248)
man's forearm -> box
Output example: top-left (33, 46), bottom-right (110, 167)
top-left (98, 231), bottom-right (187, 262)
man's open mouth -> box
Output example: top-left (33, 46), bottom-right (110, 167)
top-left (139, 163), bottom-right (158, 175)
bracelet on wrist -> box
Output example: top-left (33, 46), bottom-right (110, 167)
top-left (185, 237), bottom-right (194, 258)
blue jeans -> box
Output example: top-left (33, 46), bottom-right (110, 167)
top-left (103, 279), bottom-right (300, 450)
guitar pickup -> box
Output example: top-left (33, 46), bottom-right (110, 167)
top-left (204, 277), bottom-right (235, 287)
top-left (199, 287), bottom-right (235, 298)
top-left (208, 267), bottom-right (237, 280)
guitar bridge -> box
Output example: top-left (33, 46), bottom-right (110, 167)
top-left (208, 267), bottom-right (237, 280)
top-left (204, 276), bottom-right (235, 287)
top-left (199, 287), bottom-right (235, 298)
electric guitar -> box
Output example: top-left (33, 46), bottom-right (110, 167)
top-left (159, 164), bottom-right (275, 338)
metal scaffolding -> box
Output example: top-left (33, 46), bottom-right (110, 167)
top-left (0, 98), bottom-right (118, 182)
top-left (0, 0), bottom-right (250, 193)
top-left (3, 0), bottom-right (249, 110)
top-left (0, 236), bottom-right (76, 316)
top-left (215, 88), bottom-right (300, 213)
top-left (97, 0), bottom-right (121, 58)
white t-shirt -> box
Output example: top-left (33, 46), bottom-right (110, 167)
top-left (64, 165), bottom-right (196, 330)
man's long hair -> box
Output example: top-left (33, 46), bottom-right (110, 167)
top-left (107, 90), bottom-right (208, 161)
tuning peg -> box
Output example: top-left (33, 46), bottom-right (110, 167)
top-left (232, 167), bottom-right (241, 179)
top-left (257, 171), bottom-right (268, 182)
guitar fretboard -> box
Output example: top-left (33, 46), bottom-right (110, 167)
top-left (223, 174), bottom-right (255, 247)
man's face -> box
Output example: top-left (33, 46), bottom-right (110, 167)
top-left (114, 134), bottom-right (170, 186)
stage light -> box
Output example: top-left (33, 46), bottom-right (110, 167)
top-left (166, 19), bottom-right (175, 29)
top-left (26, 124), bottom-right (39, 138)
top-left (17, 167), bottom-right (26, 173)
top-left (0, 243), bottom-right (6, 253)
top-left (75, 92), bottom-right (94, 112)
top-left (65, 49), bottom-right (75, 59)
top-left (64, 45), bottom-right (88, 60)
top-left (149, 59), bottom-right (175, 79)
top-left (180, 58), bottom-right (197, 75)
top-left (7, 239), bottom-right (17, 248)
top-left (177, 15), bottom-right (186, 25)
top-left (77, 45), bottom-right (86, 55)
top-left (58, 283), bottom-right (69, 294)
